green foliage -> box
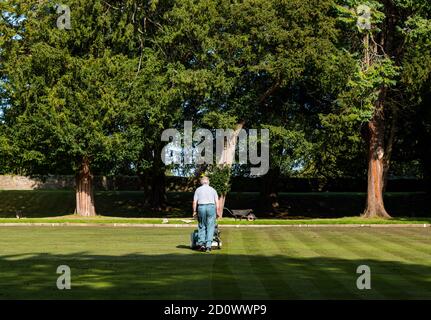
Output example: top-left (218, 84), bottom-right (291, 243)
top-left (401, 16), bottom-right (431, 95)
top-left (316, 0), bottom-right (431, 179)
top-left (333, 58), bottom-right (399, 124)
top-left (1, 1), bottom-right (134, 174)
top-left (263, 124), bottom-right (313, 176)
top-left (0, 0), bottom-right (429, 186)
top-left (202, 112), bottom-right (237, 130)
top-left (206, 165), bottom-right (231, 196)
top-left (335, 0), bottom-right (385, 32)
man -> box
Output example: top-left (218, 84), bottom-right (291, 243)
top-left (192, 176), bottom-right (220, 252)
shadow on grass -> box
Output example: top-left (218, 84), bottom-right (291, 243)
top-left (176, 245), bottom-right (192, 250)
top-left (0, 252), bottom-right (430, 299)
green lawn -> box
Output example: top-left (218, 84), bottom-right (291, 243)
top-left (0, 226), bottom-right (430, 299)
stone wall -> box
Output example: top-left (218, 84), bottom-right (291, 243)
top-left (0, 175), bottom-right (194, 191)
top-left (0, 175), bottom-right (74, 190)
top-left (0, 175), bottom-right (426, 192)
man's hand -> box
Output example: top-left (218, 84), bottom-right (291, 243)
top-left (216, 207), bottom-right (222, 219)
top-left (193, 211), bottom-right (197, 219)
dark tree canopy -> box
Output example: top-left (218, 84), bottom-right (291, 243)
top-left (0, 0), bottom-right (429, 216)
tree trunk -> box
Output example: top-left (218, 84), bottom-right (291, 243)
top-left (261, 168), bottom-right (281, 214)
top-left (75, 157), bottom-right (96, 217)
top-left (138, 145), bottom-right (167, 211)
top-left (218, 194), bottom-right (226, 217)
top-left (150, 166), bottom-right (167, 211)
top-left (217, 122), bottom-right (245, 217)
top-left (363, 110), bottom-right (391, 219)
top-left (360, 24), bottom-right (392, 219)
top-left (138, 172), bottom-right (151, 206)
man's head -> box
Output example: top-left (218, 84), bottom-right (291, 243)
top-left (200, 176), bottom-right (209, 185)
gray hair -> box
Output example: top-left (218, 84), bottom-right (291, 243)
top-left (200, 176), bottom-right (209, 185)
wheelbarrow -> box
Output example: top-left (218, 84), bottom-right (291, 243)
top-left (223, 207), bottom-right (256, 221)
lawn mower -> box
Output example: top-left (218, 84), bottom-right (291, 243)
top-left (190, 223), bottom-right (222, 250)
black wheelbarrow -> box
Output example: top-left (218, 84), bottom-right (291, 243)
top-left (223, 207), bottom-right (256, 221)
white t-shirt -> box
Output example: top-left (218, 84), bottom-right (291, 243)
top-left (193, 184), bottom-right (218, 205)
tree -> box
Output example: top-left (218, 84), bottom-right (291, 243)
top-left (161, 0), bottom-right (355, 215)
top-left (0, 0), bottom-right (135, 216)
top-left (333, 0), bottom-right (430, 218)
top-left (122, 48), bottom-right (183, 210)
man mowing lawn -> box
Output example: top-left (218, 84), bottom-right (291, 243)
top-left (192, 176), bottom-right (220, 252)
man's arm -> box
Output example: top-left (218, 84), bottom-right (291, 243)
top-left (192, 200), bottom-right (197, 218)
top-left (214, 190), bottom-right (221, 218)
top-left (215, 197), bottom-right (221, 218)
top-left (192, 190), bottom-right (198, 218)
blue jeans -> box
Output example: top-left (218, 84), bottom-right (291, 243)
top-left (197, 204), bottom-right (216, 248)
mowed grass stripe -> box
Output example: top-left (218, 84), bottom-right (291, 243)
top-left (0, 227), bottom-right (215, 299)
top-left (210, 230), bottom-right (243, 299)
top-left (306, 229), bottom-right (394, 299)
top-left (240, 228), bottom-right (300, 299)
top-left (285, 229), bottom-right (364, 299)
top-left (383, 228), bottom-right (431, 253)
top-left (273, 229), bottom-right (340, 299)
top-left (361, 228), bottom-right (431, 260)
top-left (77, 228), bottom-right (209, 299)
top-left (173, 232), bottom-right (217, 299)
top-left (223, 229), bottom-right (270, 299)
top-left (1, 227), bottom-right (430, 299)
top-left (251, 228), bottom-right (305, 299)
top-left (346, 229), bottom-right (431, 266)
top-left (336, 229), bottom-right (431, 299)
top-left (261, 229), bottom-right (327, 299)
